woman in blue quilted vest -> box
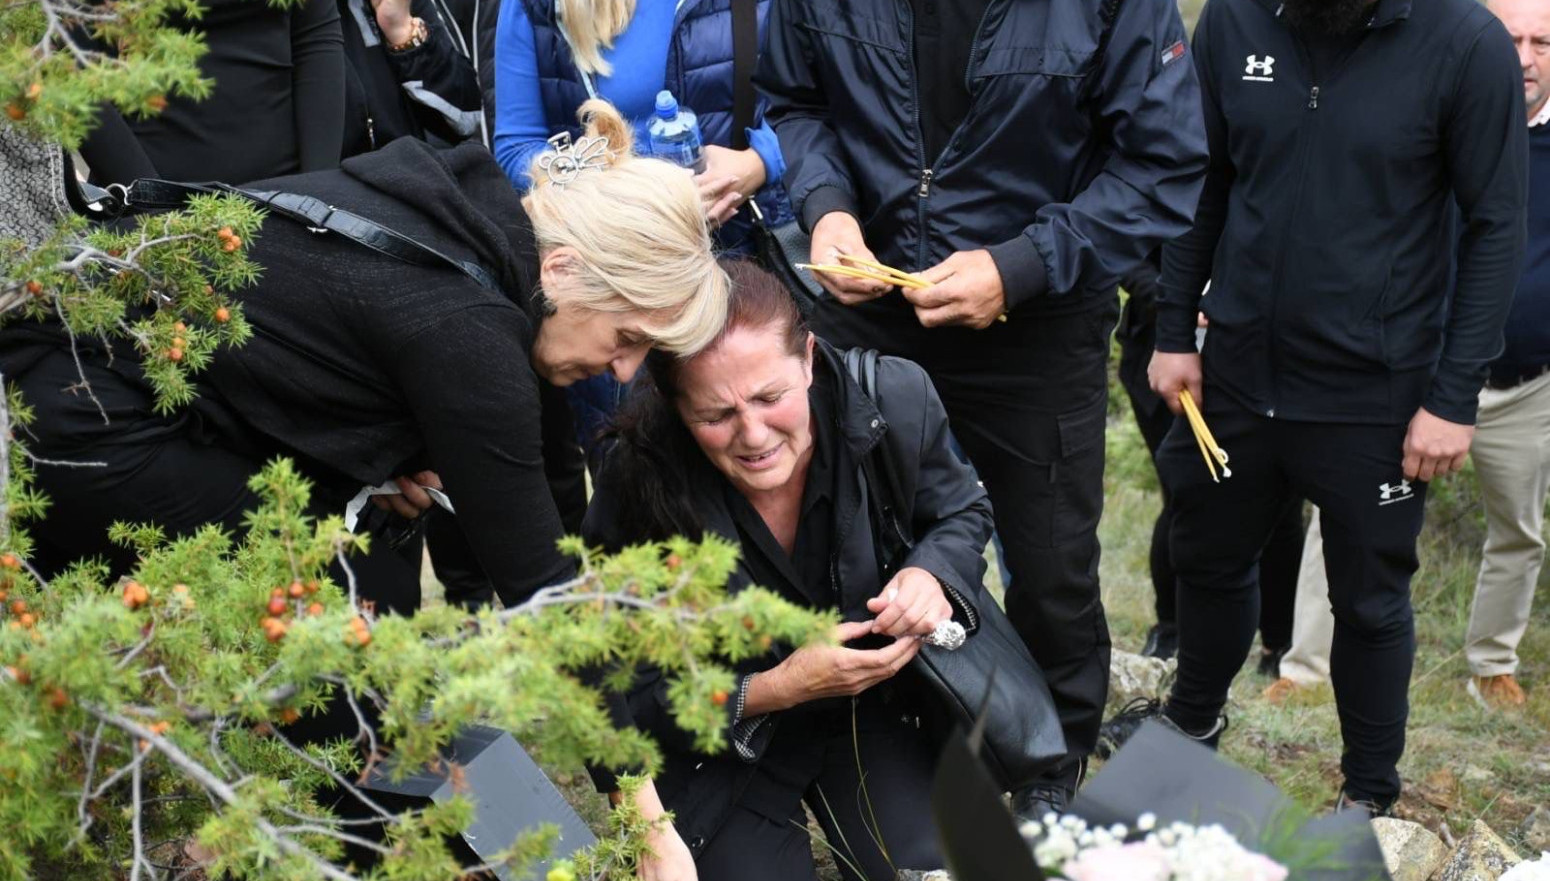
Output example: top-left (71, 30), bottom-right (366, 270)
top-left (491, 0), bottom-right (793, 253)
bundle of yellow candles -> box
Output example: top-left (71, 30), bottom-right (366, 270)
top-left (1179, 388), bottom-right (1231, 482)
top-left (796, 253), bottom-right (1009, 323)
top-left (796, 253), bottom-right (931, 289)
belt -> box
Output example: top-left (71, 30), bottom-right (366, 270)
top-left (1485, 363), bottom-right (1550, 391)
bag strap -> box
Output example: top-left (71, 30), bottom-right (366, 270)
top-left (842, 348), bottom-right (914, 577)
top-left (729, 0), bottom-right (758, 151)
top-left (99, 178), bottom-right (501, 293)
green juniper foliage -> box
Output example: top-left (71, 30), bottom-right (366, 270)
top-left (1, 4), bottom-right (834, 879)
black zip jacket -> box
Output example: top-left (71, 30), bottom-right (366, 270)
top-left (756, 0), bottom-right (1209, 315)
top-left (580, 342), bottom-right (994, 857)
top-left (339, 0), bottom-right (486, 155)
top-left (1157, 0), bottom-right (1528, 425)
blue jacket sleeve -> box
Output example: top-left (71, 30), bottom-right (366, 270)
top-left (492, 0), bottom-right (556, 190)
top-left (995, 0), bottom-right (1209, 310)
top-left (754, 0), bottom-right (860, 232)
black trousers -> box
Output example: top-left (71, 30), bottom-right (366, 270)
top-left (1157, 394), bottom-right (1426, 804)
top-left (1116, 301), bottom-right (1302, 647)
top-left (813, 297), bottom-right (1115, 782)
top-left (694, 698), bottom-right (942, 881)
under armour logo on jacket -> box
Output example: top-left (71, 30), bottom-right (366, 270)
top-left (1378, 480), bottom-right (1414, 505)
top-left (1243, 55), bottom-right (1276, 81)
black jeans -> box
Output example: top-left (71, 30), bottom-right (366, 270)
top-left (1156, 394), bottom-right (1426, 804)
top-left (1116, 300), bottom-right (1303, 647)
top-left (813, 296), bottom-right (1116, 783)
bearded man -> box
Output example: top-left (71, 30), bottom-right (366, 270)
top-left (1099, 0), bottom-right (1528, 815)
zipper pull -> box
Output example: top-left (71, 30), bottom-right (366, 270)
top-left (918, 168), bottom-right (934, 198)
top-left (1308, 86), bottom-right (1319, 110)
top-left (367, 115), bottom-right (377, 149)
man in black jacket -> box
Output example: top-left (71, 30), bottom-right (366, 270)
top-left (1125, 0), bottom-right (1527, 815)
top-left (757, 0), bottom-right (1210, 813)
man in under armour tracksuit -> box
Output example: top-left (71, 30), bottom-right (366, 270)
top-left (1126, 0), bottom-right (1527, 814)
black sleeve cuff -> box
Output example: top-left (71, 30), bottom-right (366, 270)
top-left (800, 185), bottom-right (860, 233)
top-left (1153, 301), bottom-right (1201, 353)
top-left (1422, 375), bottom-right (1484, 426)
top-left (986, 235), bottom-right (1049, 311)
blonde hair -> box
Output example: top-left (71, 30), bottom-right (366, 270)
top-left (524, 100), bottom-right (728, 357)
top-left (558, 0), bottom-right (636, 76)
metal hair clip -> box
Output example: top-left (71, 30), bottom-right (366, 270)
top-left (536, 131), bottom-right (613, 186)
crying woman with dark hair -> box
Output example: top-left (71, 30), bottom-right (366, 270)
top-left (583, 259), bottom-right (996, 881)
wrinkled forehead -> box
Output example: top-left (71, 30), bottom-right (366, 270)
top-left (1494, 0), bottom-right (1550, 38)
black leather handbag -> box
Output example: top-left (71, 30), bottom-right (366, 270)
top-left (844, 347), bottom-right (1068, 793)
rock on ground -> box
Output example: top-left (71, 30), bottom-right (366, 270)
top-left (1521, 807), bottom-right (1550, 854)
top-left (1108, 650), bottom-right (1175, 707)
top-left (1433, 820), bottom-right (1522, 881)
top-left (1373, 818), bottom-right (1449, 881)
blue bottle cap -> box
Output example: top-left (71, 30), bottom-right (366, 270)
top-left (654, 90), bottom-right (679, 119)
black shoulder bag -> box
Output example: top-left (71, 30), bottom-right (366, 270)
top-left (843, 348), bottom-right (1067, 793)
top-left (728, 0), bottom-right (825, 306)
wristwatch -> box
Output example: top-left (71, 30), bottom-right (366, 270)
top-left (386, 16), bottom-right (429, 52)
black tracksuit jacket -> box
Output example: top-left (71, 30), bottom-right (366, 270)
top-left (1157, 0), bottom-right (1528, 426)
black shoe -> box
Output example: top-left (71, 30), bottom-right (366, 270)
top-left (1256, 645), bottom-right (1287, 678)
top-left (1096, 698), bottom-right (1230, 760)
top-left (1011, 782), bottom-right (1070, 824)
top-left (1142, 623), bottom-right (1179, 660)
top-left (1333, 788), bottom-right (1395, 819)
top-left (1096, 697), bottom-right (1164, 760)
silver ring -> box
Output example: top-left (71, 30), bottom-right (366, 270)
top-left (924, 620), bottom-right (966, 651)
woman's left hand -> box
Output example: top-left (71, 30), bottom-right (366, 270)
top-left (865, 567), bottom-right (953, 639)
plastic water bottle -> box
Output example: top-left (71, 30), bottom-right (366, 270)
top-left (647, 90), bottom-right (706, 174)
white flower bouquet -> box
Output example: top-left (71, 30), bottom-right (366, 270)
top-left (1021, 812), bottom-right (1290, 881)
top-left (1503, 853), bottom-right (1550, 881)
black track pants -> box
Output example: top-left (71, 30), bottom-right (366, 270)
top-left (1158, 394), bottom-right (1426, 804)
top-left (1116, 304), bottom-right (1302, 646)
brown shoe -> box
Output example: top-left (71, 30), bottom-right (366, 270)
top-left (1262, 677), bottom-right (1300, 705)
top-left (1467, 674), bottom-right (1527, 710)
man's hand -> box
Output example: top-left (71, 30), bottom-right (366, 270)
top-left (368, 470), bottom-right (443, 520)
top-left (369, 0), bottom-right (415, 46)
top-left (1148, 351), bottom-right (1203, 416)
top-left (902, 250), bottom-right (1006, 329)
top-left (808, 212), bottom-right (891, 303)
top-left (744, 621), bottom-right (921, 713)
top-left (865, 567), bottom-right (952, 638)
top-left (1402, 407), bottom-right (1474, 482)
